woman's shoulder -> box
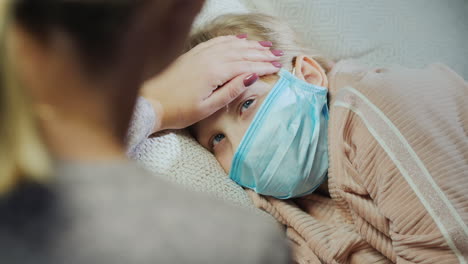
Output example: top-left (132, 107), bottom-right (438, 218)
top-left (0, 160), bottom-right (288, 263)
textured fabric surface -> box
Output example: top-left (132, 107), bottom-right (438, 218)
top-left (126, 97), bottom-right (156, 157)
top-left (240, 0), bottom-right (468, 78)
top-left (0, 161), bottom-right (289, 264)
top-left (193, 0), bottom-right (249, 30)
top-left (130, 129), bottom-right (256, 209)
top-left (327, 60), bottom-right (468, 263)
top-left (248, 192), bottom-right (389, 264)
top-left (248, 60), bottom-right (468, 263)
top-left (126, 99), bottom-right (256, 209)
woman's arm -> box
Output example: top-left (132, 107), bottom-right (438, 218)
top-left (126, 97), bottom-right (157, 157)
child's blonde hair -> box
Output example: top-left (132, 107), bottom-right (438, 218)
top-left (187, 13), bottom-right (334, 76)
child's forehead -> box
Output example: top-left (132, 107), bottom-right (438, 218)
top-left (192, 78), bottom-right (277, 140)
top-left (192, 112), bottom-right (220, 138)
top-left (191, 104), bottom-right (231, 143)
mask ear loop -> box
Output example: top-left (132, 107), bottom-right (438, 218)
top-left (292, 67), bottom-right (296, 75)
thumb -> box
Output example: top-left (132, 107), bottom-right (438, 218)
top-left (203, 73), bottom-right (259, 113)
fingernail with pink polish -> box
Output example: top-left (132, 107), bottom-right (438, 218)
top-left (271, 49), bottom-right (284, 56)
top-left (243, 73), bottom-right (259, 87)
top-left (259, 41), bottom-right (273, 47)
top-left (236, 33), bottom-right (248, 39)
top-left (272, 62), bottom-right (282, 68)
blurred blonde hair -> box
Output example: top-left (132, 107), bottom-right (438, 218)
top-left (187, 13), bottom-right (334, 77)
top-left (0, 1), bottom-right (51, 194)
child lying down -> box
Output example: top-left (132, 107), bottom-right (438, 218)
top-left (186, 14), bottom-right (468, 263)
top-left (189, 14), bottom-right (333, 199)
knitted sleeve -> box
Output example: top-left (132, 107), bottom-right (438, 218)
top-left (126, 97), bottom-right (156, 157)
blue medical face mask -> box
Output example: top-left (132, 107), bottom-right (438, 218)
top-left (229, 68), bottom-right (329, 199)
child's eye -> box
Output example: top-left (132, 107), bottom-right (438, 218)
top-left (212, 133), bottom-right (225, 147)
top-left (240, 99), bottom-right (255, 114)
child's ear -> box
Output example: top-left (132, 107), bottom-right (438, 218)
top-left (293, 55), bottom-right (328, 89)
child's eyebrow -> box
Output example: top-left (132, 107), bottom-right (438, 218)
top-left (194, 125), bottom-right (213, 150)
top-left (226, 91), bottom-right (250, 114)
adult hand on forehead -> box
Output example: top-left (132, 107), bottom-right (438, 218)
top-left (141, 35), bottom-right (283, 132)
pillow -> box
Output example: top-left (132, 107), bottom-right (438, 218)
top-left (192, 0), bottom-right (249, 30)
top-left (240, 0), bottom-right (467, 78)
top-left (134, 130), bottom-right (256, 209)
